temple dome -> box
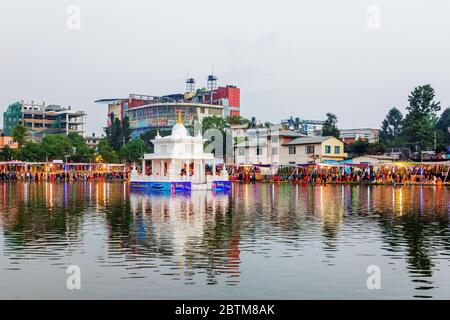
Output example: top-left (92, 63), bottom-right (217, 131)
top-left (172, 123), bottom-right (189, 137)
top-left (171, 110), bottom-right (189, 138)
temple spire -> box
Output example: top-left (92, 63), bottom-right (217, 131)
top-left (177, 110), bottom-right (182, 124)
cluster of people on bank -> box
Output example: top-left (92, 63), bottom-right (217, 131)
top-left (0, 171), bottom-right (128, 182)
top-left (231, 163), bottom-right (450, 186)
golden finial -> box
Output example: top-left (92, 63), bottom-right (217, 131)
top-left (177, 110), bottom-right (182, 124)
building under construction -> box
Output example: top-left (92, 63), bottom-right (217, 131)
top-left (3, 100), bottom-right (86, 141)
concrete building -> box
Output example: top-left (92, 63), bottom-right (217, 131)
top-left (233, 126), bottom-right (346, 166)
top-left (339, 128), bottom-right (379, 144)
top-left (281, 136), bottom-right (347, 164)
top-left (280, 117), bottom-right (324, 136)
top-left (0, 135), bottom-right (18, 150)
top-left (126, 101), bottom-right (224, 139)
top-left (3, 101), bottom-right (86, 141)
top-left (85, 133), bottom-right (103, 149)
top-left (95, 75), bottom-right (241, 138)
top-left (234, 127), bottom-right (304, 166)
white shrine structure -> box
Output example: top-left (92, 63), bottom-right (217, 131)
top-left (130, 111), bottom-right (230, 192)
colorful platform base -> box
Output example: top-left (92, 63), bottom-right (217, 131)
top-left (130, 180), bottom-right (231, 192)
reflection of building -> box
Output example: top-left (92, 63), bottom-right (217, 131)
top-left (129, 191), bottom-right (240, 284)
top-left (95, 75), bottom-right (240, 138)
top-left (3, 101), bottom-right (86, 141)
top-left (340, 128), bottom-right (379, 144)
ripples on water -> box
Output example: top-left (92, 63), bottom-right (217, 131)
top-left (0, 182), bottom-right (449, 299)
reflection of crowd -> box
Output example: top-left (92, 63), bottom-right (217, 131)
top-left (0, 172), bottom-right (128, 181)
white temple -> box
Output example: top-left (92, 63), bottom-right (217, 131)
top-left (130, 111), bottom-right (230, 192)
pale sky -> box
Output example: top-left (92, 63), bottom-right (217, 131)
top-left (1, 0), bottom-right (450, 135)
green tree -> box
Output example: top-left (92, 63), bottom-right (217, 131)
top-left (40, 134), bottom-right (73, 161)
top-left (67, 132), bottom-right (94, 162)
top-left (12, 124), bottom-right (28, 148)
top-left (139, 129), bottom-right (170, 153)
top-left (97, 139), bottom-right (119, 163)
top-left (18, 141), bottom-right (45, 161)
top-left (201, 116), bottom-right (228, 134)
top-left (380, 107), bottom-right (403, 143)
top-left (349, 139), bottom-right (370, 156)
top-left (322, 113), bottom-right (340, 138)
top-left (0, 145), bottom-right (15, 161)
top-left (366, 142), bottom-right (386, 155)
top-left (402, 84), bottom-right (441, 150)
top-left (120, 139), bottom-right (149, 163)
top-left (105, 115), bottom-right (132, 151)
top-left (225, 115), bottom-right (250, 126)
top-left (436, 107), bottom-right (450, 146)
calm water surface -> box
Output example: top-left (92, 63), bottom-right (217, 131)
top-left (0, 182), bottom-right (449, 299)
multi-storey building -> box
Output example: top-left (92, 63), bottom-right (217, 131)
top-left (280, 117), bottom-right (324, 136)
top-left (85, 133), bottom-right (103, 149)
top-left (339, 128), bottom-right (379, 144)
top-left (126, 101), bottom-right (224, 139)
top-left (95, 75), bottom-right (241, 138)
top-left (233, 127), bottom-right (346, 166)
top-left (3, 101), bottom-right (86, 141)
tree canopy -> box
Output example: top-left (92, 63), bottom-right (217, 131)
top-left (105, 115), bottom-right (131, 151)
top-left (119, 138), bottom-right (149, 163)
top-left (12, 124), bottom-right (28, 148)
top-left (321, 113), bottom-right (340, 138)
top-left (402, 84), bottom-right (441, 150)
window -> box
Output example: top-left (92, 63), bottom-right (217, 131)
top-left (305, 146), bottom-right (315, 154)
top-left (271, 136), bottom-right (279, 143)
top-left (325, 145), bottom-right (331, 154)
top-left (272, 147), bottom-right (278, 155)
top-left (289, 146), bottom-right (296, 155)
top-left (238, 148), bottom-right (245, 156)
top-left (334, 146), bottom-right (341, 154)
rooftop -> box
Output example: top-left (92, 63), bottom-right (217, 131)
top-left (283, 136), bottom-right (333, 146)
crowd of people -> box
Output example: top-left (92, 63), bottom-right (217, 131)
top-left (231, 163), bottom-right (450, 186)
top-left (0, 171), bottom-right (128, 182)
top-left (2, 161), bottom-right (450, 186)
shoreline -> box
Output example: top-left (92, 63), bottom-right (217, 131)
top-left (1, 179), bottom-right (449, 187)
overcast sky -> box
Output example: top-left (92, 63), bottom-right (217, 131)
top-left (1, 0), bottom-right (450, 135)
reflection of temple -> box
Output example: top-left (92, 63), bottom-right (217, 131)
top-left (129, 191), bottom-right (241, 285)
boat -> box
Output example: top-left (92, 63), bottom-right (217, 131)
top-left (130, 111), bottom-right (230, 192)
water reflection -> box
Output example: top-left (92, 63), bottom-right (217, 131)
top-left (0, 182), bottom-right (449, 298)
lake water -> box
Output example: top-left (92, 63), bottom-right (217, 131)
top-left (0, 181), bottom-right (449, 299)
